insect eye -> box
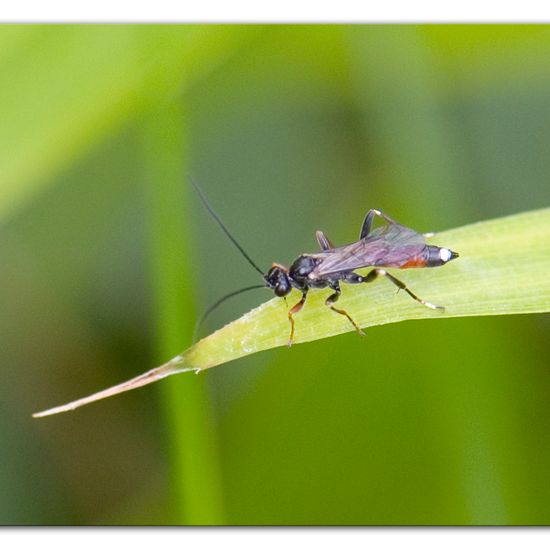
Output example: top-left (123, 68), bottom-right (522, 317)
top-left (275, 277), bottom-right (290, 297)
top-left (275, 286), bottom-right (285, 297)
top-left (265, 267), bottom-right (281, 287)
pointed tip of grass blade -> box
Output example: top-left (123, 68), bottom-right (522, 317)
top-left (32, 355), bottom-right (193, 418)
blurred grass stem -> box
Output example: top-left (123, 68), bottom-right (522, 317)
top-left (142, 99), bottom-right (225, 525)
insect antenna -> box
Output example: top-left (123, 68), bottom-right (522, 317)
top-left (193, 284), bottom-right (265, 342)
top-left (190, 177), bottom-right (265, 276)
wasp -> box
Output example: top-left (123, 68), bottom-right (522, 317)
top-left (192, 180), bottom-right (459, 345)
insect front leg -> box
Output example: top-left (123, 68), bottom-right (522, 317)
top-left (325, 281), bottom-right (365, 337)
top-left (363, 269), bottom-right (444, 310)
top-left (287, 290), bottom-right (308, 347)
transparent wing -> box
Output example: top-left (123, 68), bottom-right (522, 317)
top-left (309, 223), bottom-right (426, 277)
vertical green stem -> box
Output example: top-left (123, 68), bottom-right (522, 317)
top-left (142, 98), bottom-right (225, 525)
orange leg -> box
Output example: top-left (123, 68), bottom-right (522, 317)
top-left (287, 291), bottom-right (308, 346)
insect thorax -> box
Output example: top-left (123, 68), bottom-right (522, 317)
top-left (289, 255), bottom-right (320, 287)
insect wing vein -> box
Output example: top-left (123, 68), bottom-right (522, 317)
top-left (310, 223), bottom-right (426, 277)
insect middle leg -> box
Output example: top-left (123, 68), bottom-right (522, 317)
top-left (287, 290), bottom-right (308, 346)
top-left (361, 269), bottom-right (444, 310)
top-left (325, 282), bottom-right (365, 337)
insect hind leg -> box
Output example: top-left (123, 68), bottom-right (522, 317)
top-left (325, 282), bottom-right (365, 336)
top-left (363, 269), bottom-right (444, 310)
top-left (315, 230), bottom-right (334, 251)
top-left (360, 209), bottom-right (400, 239)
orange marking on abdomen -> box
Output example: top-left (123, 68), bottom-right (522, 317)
top-left (401, 256), bottom-right (427, 268)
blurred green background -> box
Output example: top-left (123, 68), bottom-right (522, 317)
top-left (2, 25), bottom-right (550, 525)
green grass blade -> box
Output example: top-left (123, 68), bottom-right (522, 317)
top-left (33, 207), bottom-right (550, 416)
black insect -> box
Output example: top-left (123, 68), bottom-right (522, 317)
top-left (193, 180), bottom-right (459, 345)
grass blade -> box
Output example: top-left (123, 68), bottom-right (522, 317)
top-left (33, 206), bottom-right (550, 416)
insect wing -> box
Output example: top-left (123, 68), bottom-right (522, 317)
top-left (310, 223), bottom-right (426, 277)
top-left (367, 223), bottom-right (427, 267)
